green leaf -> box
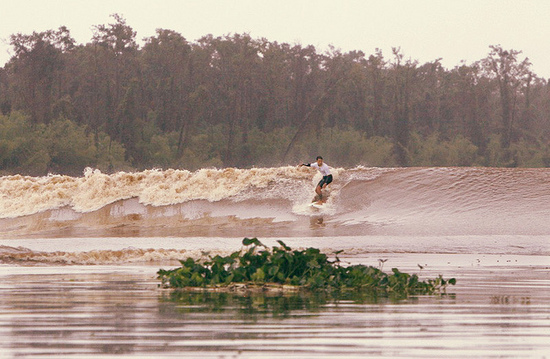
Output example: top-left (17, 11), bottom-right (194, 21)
top-left (159, 237), bottom-right (456, 296)
top-left (276, 240), bottom-right (292, 251)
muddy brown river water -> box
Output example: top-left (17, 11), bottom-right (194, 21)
top-left (1, 167), bottom-right (550, 357)
top-left (1, 253), bottom-right (549, 358)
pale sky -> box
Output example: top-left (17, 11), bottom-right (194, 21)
top-left (1, 0), bottom-right (550, 78)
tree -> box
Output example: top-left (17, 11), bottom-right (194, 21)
top-left (366, 49), bottom-right (388, 137)
top-left (201, 34), bottom-right (265, 166)
top-left (91, 14), bottom-right (140, 156)
top-left (449, 63), bottom-right (492, 154)
top-left (7, 27), bottom-right (75, 124)
top-left (0, 67), bottom-right (10, 115)
top-left (322, 47), bottom-right (368, 132)
top-left (256, 40), bottom-right (292, 131)
top-left (389, 48), bottom-right (417, 165)
top-left (3, 23), bottom-right (550, 172)
top-left (482, 45), bottom-right (532, 150)
top-left (142, 29), bottom-right (192, 132)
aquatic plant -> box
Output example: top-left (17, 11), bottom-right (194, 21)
top-left (157, 238), bottom-right (456, 296)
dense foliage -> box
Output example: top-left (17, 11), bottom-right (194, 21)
top-left (2, 15), bottom-right (550, 174)
top-left (158, 238), bottom-right (456, 296)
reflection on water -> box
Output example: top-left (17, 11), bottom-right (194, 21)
top-left (161, 289), bottom-right (427, 320)
top-left (0, 262), bottom-right (549, 358)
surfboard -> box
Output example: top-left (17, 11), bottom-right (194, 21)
top-left (309, 188), bottom-right (330, 209)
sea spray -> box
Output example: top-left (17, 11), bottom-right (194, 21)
top-left (2, 166), bottom-right (550, 238)
top-left (0, 166), bottom-right (328, 218)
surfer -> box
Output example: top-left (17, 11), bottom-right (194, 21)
top-left (299, 156), bottom-right (333, 202)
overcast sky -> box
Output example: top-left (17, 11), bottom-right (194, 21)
top-left (1, 0), bottom-right (550, 78)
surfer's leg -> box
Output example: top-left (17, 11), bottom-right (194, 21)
top-left (323, 175), bottom-right (333, 188)
top-left (316, 178), bottom-right (325, 199)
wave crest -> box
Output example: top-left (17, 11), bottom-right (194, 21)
top-left (2, 166), bottom-right (550, 238)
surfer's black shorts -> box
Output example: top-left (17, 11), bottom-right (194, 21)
top-left (317, 174), bottom-right (333, 188)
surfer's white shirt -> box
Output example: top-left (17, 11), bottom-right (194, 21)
top-left (310, 162), bottom-right (331, 176)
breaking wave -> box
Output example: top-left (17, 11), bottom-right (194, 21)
top-left (1, 166), bottom-right (550, 239)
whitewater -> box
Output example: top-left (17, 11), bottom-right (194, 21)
top-left (1, 165), bottom-right (549, 263)
top-left (2, 166), bottom-right (550, 236)
top-left (1, 166), bottom-right (549, 358)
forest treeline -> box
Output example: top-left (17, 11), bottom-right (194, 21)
top-left (1, 15), bottom-right (550, 175)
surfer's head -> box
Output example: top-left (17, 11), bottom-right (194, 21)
top-left (316, 156), bottom-right (323, 166)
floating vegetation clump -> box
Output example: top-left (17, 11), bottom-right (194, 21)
top-left (158, 238), bottom-right (456, 296)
